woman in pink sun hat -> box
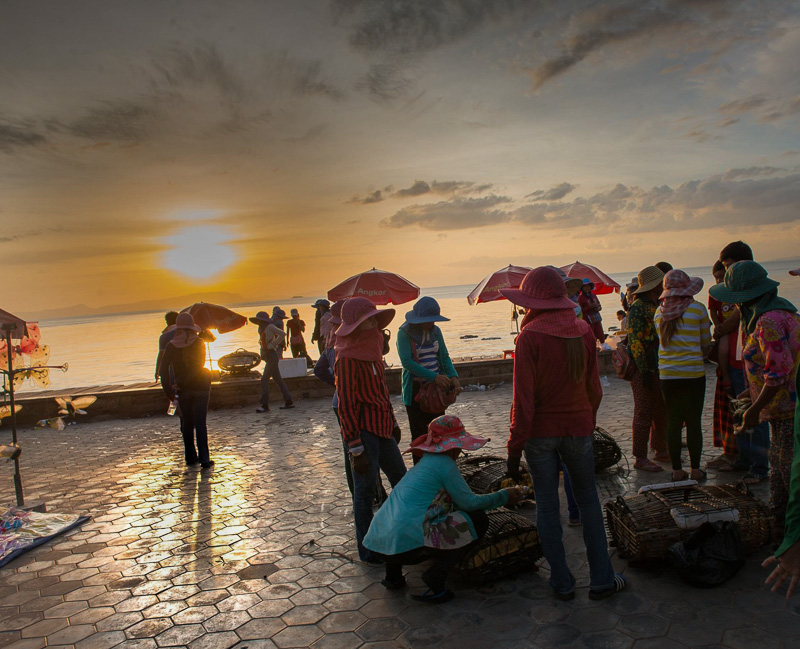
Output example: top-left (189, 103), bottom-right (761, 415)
top-left (502, 266), bottom-right (626, 602)
top-left (363, 415), bottom-right (523, 603)
top-left (334, 297), bottom-right (407, 564)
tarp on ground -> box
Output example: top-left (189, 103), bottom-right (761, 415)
top-left (0, 507), bottom-right (90, 568)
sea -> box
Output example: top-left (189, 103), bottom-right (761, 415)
top-left (16, 259), bottom-right (800, 394)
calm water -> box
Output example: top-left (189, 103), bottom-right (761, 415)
top-left (17, 259), bottom-right (800, 393)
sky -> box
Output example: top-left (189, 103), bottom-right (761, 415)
top-left (2, 0), bottom-right (800, 314)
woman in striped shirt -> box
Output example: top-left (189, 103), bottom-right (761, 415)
top-left (653, 270), bottom-right (712, 481)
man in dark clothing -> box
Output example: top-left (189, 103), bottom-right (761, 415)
top-left (155, 311), bottom-right (179, 382)
top-left (310, 299), bottom-right (331, 354)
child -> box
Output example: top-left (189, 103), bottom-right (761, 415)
top-left (708, 261), bottom-right (732, 388)
top-left (616, 310), bottom-right (627, 333)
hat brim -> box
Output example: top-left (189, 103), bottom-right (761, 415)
top-left (708, 277), bottom-right (780, 304)
top-left (499, 287), bottom-right (577, 311)
top-left (336, 307), bottom-right (396, 337)
top-left (405, 311), bottom-right (450, 324)
top-left (633, 278), bottom-right (662, 294)
top-left (176, 324), bottom-right (202, 333)
top-left (564, 278), bottom-right (583, 295)
top-left (662, 277), bottom-right (704, 299)
top-left (790, 268), bottom-right (800, 277)
top-left (249, 316), bottom-right (271, 325)
top-left (405, 431), bottom-right (488, 455)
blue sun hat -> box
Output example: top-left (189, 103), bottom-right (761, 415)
top-left (405, 296), bottom-right (450, 324)
top-left (708, 261), bottom-right (779, 304)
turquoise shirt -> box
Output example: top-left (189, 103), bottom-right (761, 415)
top-left (363, 453), bottom-right (508, 556)
top-left (396, 326), bottom-right (458, 406)
top-left (776, 368), bottom-right (800, 557)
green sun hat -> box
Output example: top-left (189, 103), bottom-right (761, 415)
top-left (708, 260), bottom-right (779, 304)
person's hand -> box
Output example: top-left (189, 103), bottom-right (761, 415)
top-left (451, 377), bottom-right (462, 396)
top-left (506, 455), bottom-right (522, 483)
top-left (736, 390), bottom-right (751, 401)
top-left (741, 406), bottom-right (760, 431)
top-left (763, 541), bottom-right (800, 598)
top-left (434, 374), bottom-right (452, 389)
top-left (154, 372), bottom-right (160, 382)
top-left (505, 486), bottom-right (524, 507)
top-left (351, 452), bottom-right (370, 475)
top-left (392, 426), bottom-right (402, 443)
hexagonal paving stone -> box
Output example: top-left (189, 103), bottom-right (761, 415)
top-left (141, 601), bottom-right (187, 619)
top-left (616, 613), bottom-right (670, 639)
top-left (43, 624), bottom-right (96, 645)
top-left (580, 630), bottom-right (634, 649)
top-left (235, 617), bottom-right (287, 640)
top-left (153, 623), bottom-right (205, 647)
top-left (271, 624), bottom-right (324, 649)
top-left (356, 618), bottom-right (408, 643)
top-left (74, 630), bottom-right (127, 649)
top-left (202, 610), bottom-right (251, 633)
top-left (317, 610), bottom-right (368, 634)
top-left (724, 626), bottom-right (781, 649)
top-left (281, 605), bottom-right (329, 626)
top-left (20, 618), bottom-right (68, 639)
top-left (188, 630), bottom-right (240, 649)
top-left (216, 594), bottom-right (261, 612)
top-left (248, 599), bottom-right (294, 619)
top-left (125, 617), bottom-right (173, 639)
top-left (530, 623), bottom-right (581, 647)
top-left (44, 600), bottom-right (89, 618)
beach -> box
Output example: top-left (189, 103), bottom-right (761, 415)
top-left (0, 371), bottom-right (797, 648)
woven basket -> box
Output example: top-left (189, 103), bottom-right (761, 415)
top-left (218, 348), bottom-right (261, 374)
top-left (454, 508), bottom-right (542, 584)
top-left (605, 482), bottom-right (774, 563)
top-left (458, 455), bottom-right (533, 494)
top-left (593, 426), bottom-right (622, 472)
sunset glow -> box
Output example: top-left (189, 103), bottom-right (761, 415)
top-left (161, 226), bottom-right (237, 281)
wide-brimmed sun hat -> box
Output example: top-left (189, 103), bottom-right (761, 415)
top-left (272, 307), bottom-right (287, 320)
top-left (336, 296), bottom-right (395, 337)
top-left (633, 266), bottom-right (665, 294)
top-left (500, 266), bottom-right (577, 310)
top-left (406, 415), bottom-right (488, 456)
top-left (626, 276), bottom-right (639, 289)
top-left (329, 299), bottom-right (346, 325)
top-left (545, 265), bottom-right (583, 295)
top-left (405, 296), bottom-right (450, 324)
top-left (249, 311), bottom-right (273, 325)
top-left (311, 299), bottom-right (331, 309)
top-left (581, 278), bottom-right (595, 290)
top-left (175, 312), bottom-right (201, 332)
top-left (709, 260), bottom-right (780, 304)
top-left (661, 269), bottom-right (704, 299)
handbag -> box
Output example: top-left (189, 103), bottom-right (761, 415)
top-left (612, 342), bottom-right (635, 381)
top-left (410, 336), bottom-right (457, 414)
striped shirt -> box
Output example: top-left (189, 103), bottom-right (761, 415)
top-left (335, 356), bottom-right (396, 453)
top-left (654, 301), bottom-right (712, 379)
top-left (415, 339), bottom-right (440, 373)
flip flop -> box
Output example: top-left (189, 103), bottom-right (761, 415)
top-left (634, 458), bottom-right (664, 472)
top-left (411, 589), bottom-right (454, 604)
top-left (672, 470), bottom-right (689, 481)
top-left (691, 469), bottom-right (707, 483)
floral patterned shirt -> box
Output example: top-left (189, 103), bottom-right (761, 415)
top-left (422, 489), bottom-right (475, 549)
top-left (627, 297), bottom-right (659, 374)
top-left (743, 310), bottom-right (800, 422)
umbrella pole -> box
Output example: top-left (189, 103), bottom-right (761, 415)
top-left (512, 304), bottom-right (519, 334)
top-left (2, 324), bottom-right (24, 506)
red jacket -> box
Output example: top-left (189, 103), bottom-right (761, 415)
top-left (508, 326), bottom-right (602, 457)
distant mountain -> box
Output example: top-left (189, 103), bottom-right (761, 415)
top-left (27, 292), bottom-right (247, 321)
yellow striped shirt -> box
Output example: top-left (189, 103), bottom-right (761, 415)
top-left (654, 301), bottom-right (712, 379)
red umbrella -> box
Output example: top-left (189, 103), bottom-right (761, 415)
top-left (328, 268), bottom-right (420, 306)
top-left (467, 265), bottom-right (532, 305)
top-left (560, 261), bottom-right (621, 295)
top-left (180, 303), bottom-right (247, 333)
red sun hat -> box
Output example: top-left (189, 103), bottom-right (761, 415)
top-left (500, 266), bottom-right (577, 311)
top-left (335, 296), bottom-right (395, 337)
top-left (661, 269), bottom-right (704, 299)
top-left (406, 415), bottom-right (488, 457)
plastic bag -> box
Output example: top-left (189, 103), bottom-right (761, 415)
top-left (666, 521), bottom-right (745, 588)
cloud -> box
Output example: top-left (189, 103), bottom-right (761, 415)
top-left (66, 100), bottom-right (159, 143)
top-left (394, 179), bottom-right (431, 197)
top-left (351, 179), bottom-right (494, 203)
top-left (348, 189), bottom-right (386, 204)
top-left (719, 94), bottom-right (768, 115)
top-left (380, 169), bottom-right (800, 234)
top-left (0, 118), bottom-right (46, 152)
top-left (527, 182), bottom-right (576, 201)
top-left (381, 194), bottom-right (512, 230)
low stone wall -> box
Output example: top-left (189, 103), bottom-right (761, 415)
top-left (13, 351), bottom-right (615, 427)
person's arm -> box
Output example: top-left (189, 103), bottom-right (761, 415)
top-left (313, 349), bottom-right (335, 387)
top-left (266, 325), bottom-right (286, 350)
top-left (396, 328), bottom-right (438, 382)
top-left (159, 344), bottom-right (176, 401)
top-left (155, 348), bottom-right (164, 382)
top-left (441, 458), bottom-right (510, 511)
top-left (334, 356), bottom-right (364, 453)
top-left (741, 316), bottom-right (790, 429)
top-left (435, 330), bottom-right (461, 393)
top-left (628, 302), bottom-right (651, 373)
top-left (508, 331), bottom-right (536, 458)
top-left (717, 309), bottom-right (740, 336)
top-left (699, 304), bottom-right (713, 356)
top-left (585, 332), bottom-right (603, 421)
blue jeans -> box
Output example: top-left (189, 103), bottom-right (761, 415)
top-left (562, 464), bottom-right (579, 521)
top-left (260, 349), bottom-right (292, 407)
top-left (353, 431), bottom-right (407, 561)
top-left (177, 389), bottom-right (210, 465)
top-left (525, 436), bottom-right (614, 594)
top-left (729, 367), bottom-right (769, 477)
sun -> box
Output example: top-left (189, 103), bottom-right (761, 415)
top-left (162, 225), bottom-right (237, 280)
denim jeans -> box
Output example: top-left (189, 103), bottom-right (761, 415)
top-left (561, 464), bottom-right (579, 521)
top-left (260, 349), bottom-right (292, 407)
top-left (729, 367), bottom-right (770, 477)
top-left (525, 436), bottom-right (614, 594)
top-left (177, 389), bottom-right (210, 465)
top-left (353, 430), bottom-right (407, 561)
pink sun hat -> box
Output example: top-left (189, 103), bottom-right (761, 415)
top-left (499, 266), bottom-right (577, 311)
top-left (335, 296), bottom-right (395, 337)
top-left (406, 415), bottom-right (488, 457)
top-left (661, 269), bottom-right (704, 298)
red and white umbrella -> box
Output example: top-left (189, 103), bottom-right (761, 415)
top-left (328, 268), bottom-right (420, 306)
top-left (560, 261), bottom-right (620, 295)
top-left (467, 265), bottom-right (532, 305)
top-left (181, 303), bottom-right (247, 333)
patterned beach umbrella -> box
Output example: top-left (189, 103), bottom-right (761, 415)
top-left (467, 265), bottom-right (532, 305)
top-left (560, 261), bottom-right (621, 295)
top-left (328, 268), bottom-right (420, 306)
top-left (180, 303), bottom-right (247, 334)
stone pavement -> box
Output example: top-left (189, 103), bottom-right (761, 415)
top-left (1, 370), bottom-right (798, 649)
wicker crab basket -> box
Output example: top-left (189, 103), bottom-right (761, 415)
top-left (218, 349), bottom-right (261, 374)
top-left (605, 482), bottom-right (775, 563)
top-left (593, 426), bottom-right (622, 472)
top-left (454, 508), bottom-right (542, 584)
top-left (457, 455), bottom-right (534, 494)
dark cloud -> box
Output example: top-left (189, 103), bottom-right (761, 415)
top-left (394, 180), bottom-right (431, 197)
top-left (283, 123), bottom-right (328, 144)
top-left (348, 190), bottom-right (385, 204)
top-left (381, 194), bottom-right (512, 230)
top-left (532, 182), bottom-right (576, 201)
top-left (0, 118), bottom-right (46, 152)
top-left (719, 94), bottom-right (767, 115)
top-left (381, 170), bottom-right (800, 233)
top-left (66, 101), bottom-right (159, 143)
top-left (354, 61), bottom-right (414, 103)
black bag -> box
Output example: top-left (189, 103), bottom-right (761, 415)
top-left (381, 329), bottom-right (391, 356)
top-left (666, 521), bottom-right (745, 588)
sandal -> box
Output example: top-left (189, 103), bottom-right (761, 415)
top-left (568, 519), bottom-right (581, 527)
top-left (381, 576), bottom-right (407, 591)
top-left (411, 589), bottom-right (454, 604)
top-left (653, 452), bottom-right (671, 462)
top-left (690, 469), bottom-right (707, 483)
top-left (706, 456), bottom-right (733, 469)
top-left (672, 470), bottom-right (689, 481)
top-left (717, 462), bottom-right (746, 472)
top-left (589, 574), bottom-right (627, 601)
top-left (634, 458), bottom-right (664, 472)
top-left (742, 473), bottom-right (768, 485)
